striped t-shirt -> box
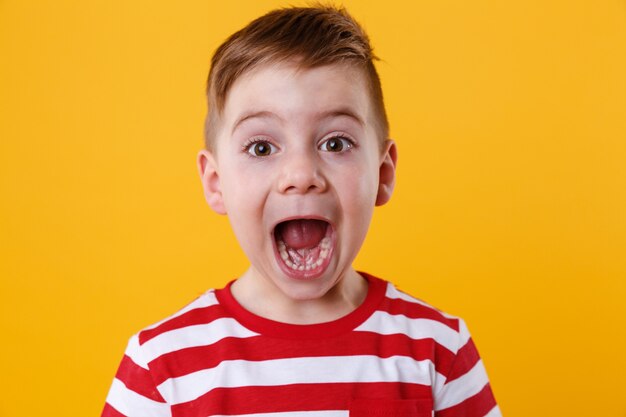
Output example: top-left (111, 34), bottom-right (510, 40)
top-left (102, 273), bottom-right (501, 417)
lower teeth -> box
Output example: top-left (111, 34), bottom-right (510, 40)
top-left (278, 237), bottom-right (331, 270)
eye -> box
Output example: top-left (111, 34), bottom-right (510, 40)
top-left (246, 140), bottom-right (277, 157)
top-left (319, 136), bottom-right (353, 152)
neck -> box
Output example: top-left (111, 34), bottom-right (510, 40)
top-left (231, 267), bottom-right (368, 324)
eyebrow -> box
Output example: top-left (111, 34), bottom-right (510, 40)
top-left (231, 111), bottom-right (283, 135)
top-left (231, 107), bottom-right (364, 135)
top-left (318, 108), bottom-right (365, 127)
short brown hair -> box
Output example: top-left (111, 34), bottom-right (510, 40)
top-left (204, 4), bottom-right (389, 151)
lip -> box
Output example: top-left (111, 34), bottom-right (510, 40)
top-left (271, 215), bottom-right (336, 280)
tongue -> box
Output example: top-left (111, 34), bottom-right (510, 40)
top-left (277, 219), bottom-right (328, 250)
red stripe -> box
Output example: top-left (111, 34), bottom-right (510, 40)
top-left (139, 304), bottom-right (228, 344)
top-left (149, 332), bottom-right (456, 385)
top-left (171, 382), bottom-right (432, 417)
top-left (379, 296), bottom-right (460, 331)
top-left (101, 403), bottom-right (126, 417)
top-left (436, 383), bottom-right (497, 417)
top-left (115, 355), bottom-right (166, 402)
top-left (446, 338), bottom-right (481, 383)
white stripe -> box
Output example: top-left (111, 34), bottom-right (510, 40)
top-left (457, 319), bottom-right (471, 348)
top-left (385, 284), bottom-right (428, 304)
top-left (484, 405), bottom-right (503, 417)
top-left (158, 355), bottom-right (434, 405)
top-left (384, 285), bottom-right (458, 320)
top-left (143, 291), bottom-right (219, 331)
top-left (355, 310), bottom-right (461, 353)
top-left (141, 317), bottom-right (259, 363)
top-left (384, 285), bottom-right (476, 368)
top-left (123, 291), bottom-right (221, 369)
top-left (125, 334), bottom-right (149, 369)
top-left (435, 360), bottom-right (490, 410)
top-left (431, 372), bottom-right (447, 398)
top-left (106, 378), bottom-right (171, 417)
top-left (212, 411), bottom-right (347, 417)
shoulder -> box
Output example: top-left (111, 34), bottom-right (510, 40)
top-left (381, 281), bottom-right (461, 328)
top-left (363, 275), bottom-right (470, 354)
top-left (124, 287), bottom-right (256, 366)
top-left (135, 289), bottom-right (220, 344)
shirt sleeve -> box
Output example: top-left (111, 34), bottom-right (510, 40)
top-left (434, 319), bottom-right (502, 417)
top-left (102, 334), bottom-right (171, 417)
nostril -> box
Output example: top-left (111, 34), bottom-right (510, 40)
top-left (278, 167), bottom-right (327, 194)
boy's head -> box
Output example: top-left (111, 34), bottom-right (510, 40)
top-left (203, 5), bottom-right (389, 152)
top-left (197, 5), bottom-right (397, 304)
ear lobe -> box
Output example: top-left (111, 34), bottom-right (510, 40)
top-left (375, 140), bottom-right (398, 206)
top-left (197, 149), bottom-right (227, 215)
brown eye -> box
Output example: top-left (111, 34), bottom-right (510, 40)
top-left (247, 141), bottom-right (276, 157)
top-left (320, 136), bottom-right (352, 152)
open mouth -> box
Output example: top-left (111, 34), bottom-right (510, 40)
top-left (273, 218), bottom-right (334, 278)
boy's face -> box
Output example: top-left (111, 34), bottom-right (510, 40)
top-left (198, 62), bottom-right (396, 302)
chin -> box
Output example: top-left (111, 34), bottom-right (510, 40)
top-left (274, 274), bottom-right (338, 301)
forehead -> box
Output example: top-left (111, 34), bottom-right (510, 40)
top-left (218, 62), bottom-right (375, 139)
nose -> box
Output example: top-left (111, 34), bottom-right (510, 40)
top-left (277, 148), bottom-right (327, 194)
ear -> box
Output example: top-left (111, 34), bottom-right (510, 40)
top-left (375, 140), bottom-right (398, 206)
top-left (197, 149), bottom-right (227, 215)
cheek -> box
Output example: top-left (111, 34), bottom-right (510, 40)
top-left (220, 173), bottom-right (269, 233)
top-left (220, 163), bottom-right (266, 206)
top-left (338, 165), bottom-right (379, 227)
top-left (340, 180), bottom-right (377, 222)
top-left (353, 166), bottom-right (380, 204)
top-left (223, 188), bottom-right (263, 219)
top-left (222, 186), bottom-right (268, 258)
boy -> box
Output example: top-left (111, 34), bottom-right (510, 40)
top-left (103, 5), bottom-right (501, 417)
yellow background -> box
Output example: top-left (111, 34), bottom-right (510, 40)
top-left (1, 0), bottom-right (625, 416)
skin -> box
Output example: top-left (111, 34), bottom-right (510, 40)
top-left (197, 61), bottom-right (397, 324)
